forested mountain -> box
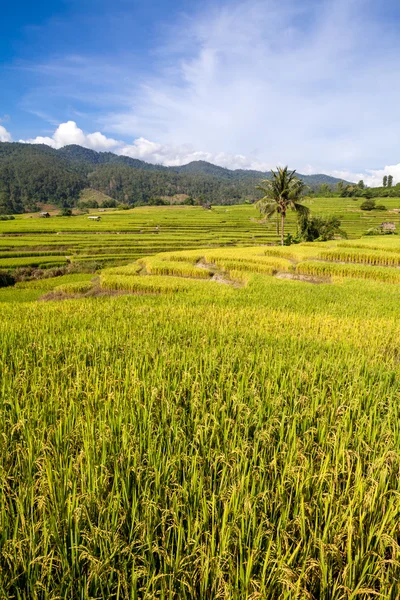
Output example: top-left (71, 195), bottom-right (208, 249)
top-left (0, 142), bottom-right (351, 213)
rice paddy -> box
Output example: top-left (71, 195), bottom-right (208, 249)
top-left (1, 204), bottom-right (400, 598)
top-left (0, 197), bottom-right (399, 271)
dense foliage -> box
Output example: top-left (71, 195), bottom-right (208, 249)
top-left (0, 153), bottom-right (85, 213)
top-left (0, 142), bottom-right (349, 213)
top-left (297, 213), bottom-right (347, 241)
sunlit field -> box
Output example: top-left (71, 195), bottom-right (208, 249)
top-left (0, 198), bottom-right (400, 271)
top-left (2, 205), bottom-right (400, 598)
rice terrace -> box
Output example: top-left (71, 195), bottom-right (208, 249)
top-left (4, 0), bottom-right (400, 597)
top-left (1, 187), bottom-right (400, 598)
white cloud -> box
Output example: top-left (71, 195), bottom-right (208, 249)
top-left (118, 137), bottom-right (271, 170)
top-left (21, 121), bottom-right (119, 150)
top-left (19, 120), bottom-right (272, 170)
top-left (14, 1), bottom-right (400, 182)
top-left (16, 118), bottom-right (400, 184)
top-left (330, 165), bottom-right (400, 188)
top-left (0, 126), bottom-right (12, 142)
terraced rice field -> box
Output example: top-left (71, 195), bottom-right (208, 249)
top-left (2, 209), bottom-right (400, 597)
top-left (1, 197), bottom-right (400, 271)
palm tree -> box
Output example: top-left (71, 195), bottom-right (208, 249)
top-left (256, 166), bottom-right (309, 245)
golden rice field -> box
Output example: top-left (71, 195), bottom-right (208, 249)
top-left (2, 211), bottom-right (400, 598)
top-left (0, 197), bottom-right (399, 272)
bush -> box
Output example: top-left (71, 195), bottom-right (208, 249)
top-left (297, 214), bottom-right (347, 242)
top-left (360, 199), bottom-right (387, 211)
top-left (147, 197), bottom-right (168, 206)
top-left (363, 228), bottom-right (397, 237)
top-left (360, 199), bottom-right (376, 211)
top-left (0, 270), bottom-right (15, 288)
top-left (78, 200), bottom-right (99, 209)
top-left (60, 208), bottom-right (73, 216)
top-left (101, 199), bottom-right (117, 208)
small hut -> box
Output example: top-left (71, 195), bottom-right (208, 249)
top-left (380, 221), bottom-right (396, 232)
top-left (40, 212), bottom-right (50, 218)
top-left (88, 215), bottom-right (101, 221)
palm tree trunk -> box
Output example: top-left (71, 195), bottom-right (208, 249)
top-left (276, 215), bottom-right (279, 236)
top-left (281, 213), bottom-right (285, 245)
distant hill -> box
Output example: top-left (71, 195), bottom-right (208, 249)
top-left (173, 159), bottom-right (347, 187)
top-left (0, 141), bottom-right (351, 214)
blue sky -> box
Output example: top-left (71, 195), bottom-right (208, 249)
top-left (2, 0), bottom-right (400, 184)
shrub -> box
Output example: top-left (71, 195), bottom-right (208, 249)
top-left (60, 208), bottom-right (73, 216)
top-left (297, 214), bottom-right (347, 241)
top-left (360, 199), bottom-right (376, 211)
top-left (101, 199), bottom-right (117, 208)
top-left (0, 270), bottom-right (15, 288)
top-left (78, 200), bottom-right (99, 209)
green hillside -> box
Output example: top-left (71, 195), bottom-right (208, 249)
top-left (0, 142), bottom-right (355, 214)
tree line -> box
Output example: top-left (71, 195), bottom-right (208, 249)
top-left (0, 148), bottom-right (261, 214)
top-left (313, 176), bottom-right (399, 199)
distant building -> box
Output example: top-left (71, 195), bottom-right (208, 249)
top-left (380, 221), bottom-right (396, 232)
top-left (40, 212), bottom-right (50, 218)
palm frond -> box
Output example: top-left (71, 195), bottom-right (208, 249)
top-left (290, 201), bottom-right (309, 216)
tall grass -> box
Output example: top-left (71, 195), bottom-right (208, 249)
top-left (1, 276), bottom-right (400, 597)
top-left (3, 236), bottom-right (400, 597)
top-left (319, 247), bottom-right (400, 266)
top-left (297, 259), bottom-right (400, 283)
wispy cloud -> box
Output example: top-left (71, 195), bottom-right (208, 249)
top-left (10, 0), bottom-right (400, 183)
top-left (101, 0), bottom-right (400, 175)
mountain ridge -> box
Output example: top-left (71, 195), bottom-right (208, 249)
top-left (0, 141), bottom-right (352, 214)
top-left (57, 145), bottom-right (350, 185)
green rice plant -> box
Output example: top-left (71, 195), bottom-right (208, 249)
top-left (55, 281), bottom-right (94, 295)
top-left (157, 250), bottom-right (206, 262)
top-left (296, 259), bottom-right (400, 283)
top-left (1, 277), bottom-right (400, 597)
top-left (141, 257), bottom-right (213, 278)
top-left (205, 254), bottom-right (292, 273)
top-left (211, 258), bottom-right (276, 275)
top-left (100, 273), bottom-right (214, 294)
top-left (101, 262), bottom-right (143, 276)
top-left (16, 273), bottom-right (94, 290)
top-left (318, 247), bottom-right (400, 266)
top-left (0, 255), bottom-right (68, 268)
top-left (224, 269), bottom-right (253, 284)
top-left (4, 211), bottom-right (400, 598)
top-left (337, 237), bottom-right (400, 252)
top-left (263, 244), bottom-right (322, 261)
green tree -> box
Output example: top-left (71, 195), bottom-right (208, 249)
top-left (358, 180), bottom-right (365, 189)
top-left (318, 183), bottom-right (331, 196)
top-left (383, 175), bottom-right (388, 187)
top-left (336, 181), bottom-right (345, 194)
top-left (298, 213), bottom-right (347, 241)
top-left (256, 167), bottom-right (309, 245)
top-left (360, 199), bottom-right (376, 211)
top-left (388, 174), bottom-right (393, 188)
